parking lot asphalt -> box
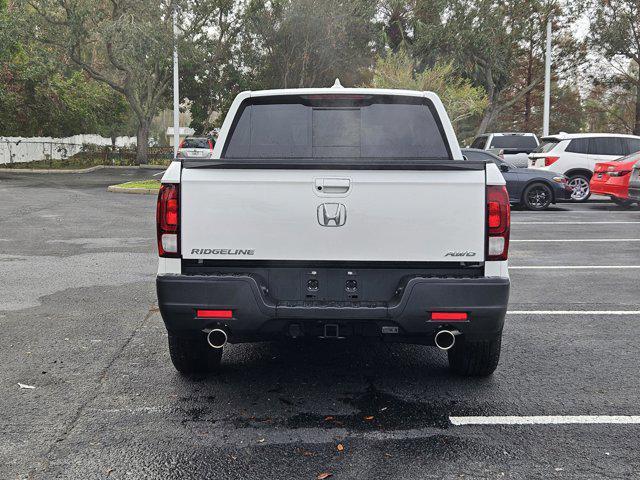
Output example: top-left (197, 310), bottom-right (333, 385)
top-left (1, 169), bottom-right (640, 479)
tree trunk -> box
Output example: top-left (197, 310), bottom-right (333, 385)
top-left (635, 73), bottom-right (640, 136)
top-left (136, 120), bottom-right (150, 165)
top-left (477, 104), bottom-right (498, 135)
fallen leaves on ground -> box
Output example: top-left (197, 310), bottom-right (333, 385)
top-left (336, 443), bottom-right (344, 452)
top-left (364, 415), bottom-right (374, 421)
top-left (317, 473), bottom-right (333, 479)
top-left (18, 383), bottom-right (35, 389)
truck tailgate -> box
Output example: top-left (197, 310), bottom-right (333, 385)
top-left (181, 167), bottom-right (486, 263)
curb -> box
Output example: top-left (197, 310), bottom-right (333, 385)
top-left (107, 185), bottom-right (159, 195)
top-left (0, 164), bottom-right (167, 174)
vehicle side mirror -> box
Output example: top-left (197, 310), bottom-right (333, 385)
top-left (499, 163), bottom-right (510, 172)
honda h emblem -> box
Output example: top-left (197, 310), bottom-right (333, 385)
top-left (317, 203), bottom-right (347, 227)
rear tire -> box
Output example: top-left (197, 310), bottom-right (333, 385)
top-left (523, 182), bottom-right (553, 210)
top-left (447, 333), bottom-right (502, 377)
top-left (168, 334), bottom-right (223, 375)
top-left (568, 174), bottom-right (591, 202)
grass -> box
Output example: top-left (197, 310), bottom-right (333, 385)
top-left (111, 180), bottom-right (161, 190)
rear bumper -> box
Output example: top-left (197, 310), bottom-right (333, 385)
top-left (590, 177), bottom-right (629, 199)
top-left (156, 274), bottom-right (509, 344)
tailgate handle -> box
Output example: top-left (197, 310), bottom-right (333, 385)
top-left (316, 178), bottom-right (350, 194)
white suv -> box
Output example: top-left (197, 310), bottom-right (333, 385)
top-left (528, 133), bottom-right (640, 201)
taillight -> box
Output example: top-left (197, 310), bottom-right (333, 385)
top-left (609, 170), bottom-right (631, 177)
top-left (208, 139), bottom-right (214, 150)
top-left (544, 156), bottom-right (559, 166)
top-left (486, 185), bottom-right (510, 261)
top-left (157, 184), bottom-right (180, 258)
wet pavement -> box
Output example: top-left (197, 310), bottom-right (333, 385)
top-left (1, 169), bottom-right (639, 479)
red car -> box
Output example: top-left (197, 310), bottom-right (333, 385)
top-left (590, 152), bottom-right (640, 207)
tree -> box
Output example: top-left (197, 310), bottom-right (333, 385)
top-left (413, 0), bottom-right (584, 135)
top-left (369, 50), bottom-right (488, 132)
top-left (589, 0), bottom-right (640, 135)
top-left (584, 70), bottom-right (638, 134)
top-left (26, 0), bottom-right (217, 162)
top-left (241, 0), bottom-right (377, 89)
top-left (1, 2), bottom-right (133, 137)
top-left (179, 0), bottom-right (243, 133)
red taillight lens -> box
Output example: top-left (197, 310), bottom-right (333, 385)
top-left (486, 185), bottom-right (510, 261)
top-left (157, 184), bottom-right (180, 258)
top-left (431, 312), bottom-right (468, 321)
top-left (544, 156), bottom-right (559, 166)
top-left (208, 139), bottom-right (214, 150)
top-left (609, 170), bottom-right (631, 177)
top-left (197, 309), bottom-right (233, 319)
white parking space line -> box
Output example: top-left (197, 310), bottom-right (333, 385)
top-left (512, 221), bottom-right (640, 225)
top-left (508, 310), bottom-right (640, 315)
top-left (511, 239), bottom-right (640, 243)
top-left (450, 416), bottom-right (640, 426)
top-left (510, 265), bottom-right (640, 269)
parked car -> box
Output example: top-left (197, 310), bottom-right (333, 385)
top-left (528, 133), bottom-right (640, 202)
top-left (625, 159), bottom-right (640, 204)
top-left (469, 133), bottom-right (539, 167)
top-left (590, 152), bottom-right (640, 207)
top-left (176, 136), bottom-right (215, 160)
top-left (157, 85), bottom-right (511, 377)
top-left (463, 148), bottom-right (572, 210)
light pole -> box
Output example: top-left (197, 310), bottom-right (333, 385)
top-left (172, 3), bottom-right (180, 159)
top-left (542, 15), bottom-right (552, 137)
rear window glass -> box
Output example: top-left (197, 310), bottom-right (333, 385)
top-left (489, 135), bottom-right (538, 150)
top-left (462, 149), bottom-right (500, 164)
top-left (223, 95), bottom-right (450, 159)
top-left (533, 139), bottom-right (560, 153)
top-left (181, 138), bottom-right (211, 149)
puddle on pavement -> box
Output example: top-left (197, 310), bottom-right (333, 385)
top-left (176, 384), bottom-right (484, 431)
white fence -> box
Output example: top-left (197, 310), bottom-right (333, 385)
top-left (0, 135), bottom-right (137, 165)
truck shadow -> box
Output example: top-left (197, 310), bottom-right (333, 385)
top-left (170, 340), bottom-right (499, 431)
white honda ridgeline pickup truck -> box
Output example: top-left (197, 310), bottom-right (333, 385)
top-left (156, 84), bottom-right (511, 377)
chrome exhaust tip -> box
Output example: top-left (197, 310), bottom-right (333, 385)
top-left (207, 329), bottom-right (228, 349)
top-left (434, 329), bottom-right (460, 351)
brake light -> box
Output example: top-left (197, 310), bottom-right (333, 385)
top-left (609, 170), bottom-right (631, 177)
top-left (157, 184), bottom-right (180, 258)
top-left (486, 185), bottom-right (510, 261)
top-left (178, 139), bottom-right (185, 149)
top-left (544, 156), bottom-right (559, 166)
top-left (208, 139), bottom-right (214, 150)
top-left (197, 309), bottom-right (233, 319)
top-left (431, 312), bottom-right (468, 321)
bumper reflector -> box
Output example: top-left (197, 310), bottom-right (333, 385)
top-left (431, 312), bottom-right (468, 321)
top-left (197, 309), bottom-right (233, 319)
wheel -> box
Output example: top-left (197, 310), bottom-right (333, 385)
top-left (611, 197), bottom-right (635, 208)
top-left (568, 174), bottom-right (591, 202)
top-left (447, 333), bottom-right (502, 377)
top-left (168, 334), bottom-right (223, 374)
top-left (522, 182), bottom-right (553, 210)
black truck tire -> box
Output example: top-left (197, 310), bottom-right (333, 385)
top-left (168, 334), bottom-right (223, 374)
top-left (447, 333), bottom-right (502, 377)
